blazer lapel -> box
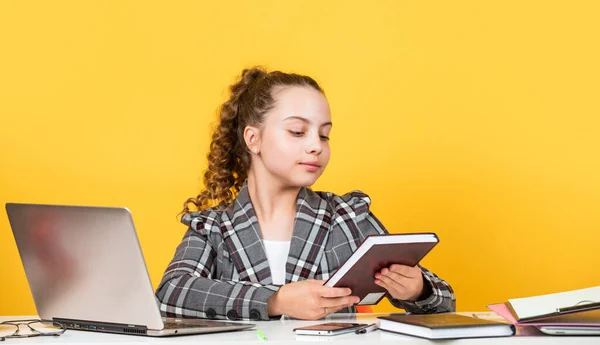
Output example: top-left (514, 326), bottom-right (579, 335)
top-left (220, 183), bottom-right (272, 284)
top-left (286, 187), bottom-right (333, 283)
top-left (220, 182), bottom-right (334, 285)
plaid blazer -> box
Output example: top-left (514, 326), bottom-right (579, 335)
top-left (156, 182), bottom-right (456, 321)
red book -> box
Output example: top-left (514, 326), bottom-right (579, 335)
top-left (324, 233), bottom-right (439, 305)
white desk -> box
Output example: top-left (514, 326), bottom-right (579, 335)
top-left (1, 313), bottom-right (597, 344)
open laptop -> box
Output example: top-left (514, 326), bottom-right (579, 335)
top-left (5, 203), bottom-right (255, 337)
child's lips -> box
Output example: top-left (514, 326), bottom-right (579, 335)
top-left (300, 161), bottom-right (321, 167)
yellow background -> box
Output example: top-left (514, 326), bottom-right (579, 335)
top-left (1, 1), bottom-right (599, 315)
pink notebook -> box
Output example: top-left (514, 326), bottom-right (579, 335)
top-left (487, 303), bottom-right (600, 327)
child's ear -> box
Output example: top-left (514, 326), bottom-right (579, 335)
top-left (243, 125), bottom-right (261, 154)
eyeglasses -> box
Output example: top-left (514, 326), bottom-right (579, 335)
top-left (0, 319), bottom-right (66, 341)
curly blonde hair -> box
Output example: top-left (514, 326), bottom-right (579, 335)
top-left (182, 66), bottom-right (324, 214)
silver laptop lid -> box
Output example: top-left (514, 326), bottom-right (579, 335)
top-left (5, 203), bottom-right (164, 330)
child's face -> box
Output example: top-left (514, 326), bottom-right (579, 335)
top-left (258, 86), bottom-right (332, 188)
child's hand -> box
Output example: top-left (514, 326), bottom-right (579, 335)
top-left (267, 280), bottom-right (359, 320)
top-left (374, 264), bottom-right (424, 301)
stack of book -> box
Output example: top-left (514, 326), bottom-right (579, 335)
top-left (377, 286), bottom-right (600, 339)
top-left (487, 286), bottom-right (600, 335)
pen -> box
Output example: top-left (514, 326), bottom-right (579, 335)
top-left (256, 328), bottom-right (267, 341)
top-left (355, 323), bottom-right (378, 334)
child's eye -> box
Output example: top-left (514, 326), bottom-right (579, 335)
top-left (320, 136), bottom-right (330, 141)
top-left (289, 130), bottom-right (304, 137)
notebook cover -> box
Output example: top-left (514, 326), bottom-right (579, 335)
top-left (379, 313), bottom-right (511, 329)
top-left (324, 233), bottom-right (438, 305)
top-left (488, 303), bottom-right (600, 327)
top-left (506, 286), bottom-right (600, 322)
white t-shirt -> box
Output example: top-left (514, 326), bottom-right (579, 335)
top-left (262, 240), bottom-right (291, 285)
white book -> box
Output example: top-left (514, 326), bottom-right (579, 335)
top-left (508, 286), bottom-right (600, 321)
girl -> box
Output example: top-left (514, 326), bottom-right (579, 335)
top-left (156, 67), bottom-right (455, 321)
